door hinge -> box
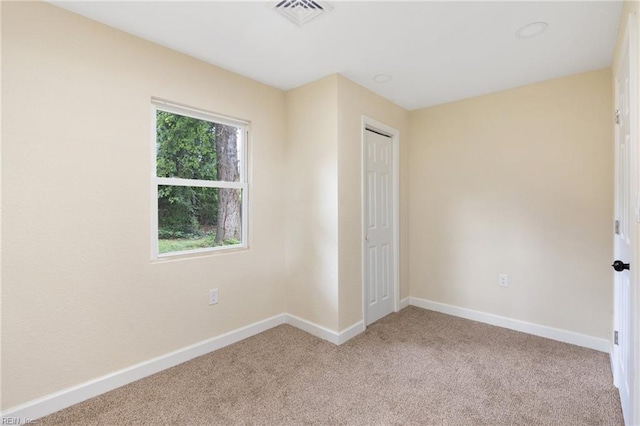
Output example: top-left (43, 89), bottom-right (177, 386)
top-left (616, 109), bottom-right (621, 125)
top-left (614, 330), bottom-right (619, 345)
top-left (615, 220), bottom-right (620, 234)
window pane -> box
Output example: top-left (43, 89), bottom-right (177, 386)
top-left (158, 185), bottom-right (242, 254)
top-left (156, 110), bottom-right (241, 182)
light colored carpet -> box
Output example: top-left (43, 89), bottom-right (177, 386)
top-left (36, 306), bottom-right (623, 425)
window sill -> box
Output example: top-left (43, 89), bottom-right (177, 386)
top-left (151, 245), bottom-right (249, 263)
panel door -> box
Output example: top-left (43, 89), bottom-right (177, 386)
top-left (613, 25), bottom-right (634, 424)
top-left (365, 129), bottom-right (394, 325)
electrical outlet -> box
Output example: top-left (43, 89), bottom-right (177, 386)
top-left (499, 274), bottom-right (509, 287)
top-left (209, 288), bottom-right (218, 305)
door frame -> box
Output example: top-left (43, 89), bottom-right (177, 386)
top-left (361, 116), bottom-right (400, 326)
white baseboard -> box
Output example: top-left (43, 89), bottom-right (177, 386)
top-left (1, 314), bottom-right (287, 422)
top-left (0, 312), bottom-right (366, 423)
top-left (285, 314), bottom-right (340, 344)
top-left (283, 314), bottom-right (364, 345)
top-left (1, 299), bottom-right (611, 422)
top-left (337, 320), bottom-right (365, 345)
top-left (409, 297), bottom-right (610, 353)
top-left (399, 297), bottom-right (410, 309)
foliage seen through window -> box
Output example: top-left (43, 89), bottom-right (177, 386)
top-left (155, 108), bottom-right (245, 255)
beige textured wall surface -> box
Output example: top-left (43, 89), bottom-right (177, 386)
top-left (2, 2), bottom-right (287, 409)
top-left (336, 75), bottom-right (410, 330)
top-left (409, 69), bottom-right (614, 339)
top-left (284, 75), bottom-right (339, 331)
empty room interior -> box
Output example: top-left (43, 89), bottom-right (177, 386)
top-left (2, 0), bottom-right (640, 424)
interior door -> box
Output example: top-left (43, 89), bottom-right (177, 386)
top-left (365, 128), bottom-right (394, 325)
top-left (613, 18), bottom-right (636, 425)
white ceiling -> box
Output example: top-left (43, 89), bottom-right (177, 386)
top-left (51, 1), bottom-right (623, 110)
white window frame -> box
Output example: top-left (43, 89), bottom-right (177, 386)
top-left (151, 99), bottom-right (249, 260)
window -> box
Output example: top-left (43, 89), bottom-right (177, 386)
top-left (152, 100), bottom-right (248, 258)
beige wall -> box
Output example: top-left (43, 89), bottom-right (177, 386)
top-left (336, 76), bottom-right (410, 329)
top-left (409, 69), bottom-right (614, 339)
top-left (284, 74), bottom-right (411, 332)
top-left (284, 75), bottom-right (339, 330)
top-left (2, 2), bottom-right (287, 409)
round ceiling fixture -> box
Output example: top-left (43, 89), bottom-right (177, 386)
top-left (373, 74), bottom-right (393, 83)
top-left (516, 21), bottom-right (549, 39)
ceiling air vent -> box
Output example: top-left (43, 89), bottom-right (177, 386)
top-left (272, 0), bottom-right (332, 27)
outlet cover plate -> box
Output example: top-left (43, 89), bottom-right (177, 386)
top-left (499, 274), bottom-right (509, 287)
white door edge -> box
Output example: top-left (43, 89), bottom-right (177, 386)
top-left (627, 12), bottom-right (640, 426)
top-left (614, 12), bottom-right (639, 426)
top-left (361, 116), bottom-right (400, 327)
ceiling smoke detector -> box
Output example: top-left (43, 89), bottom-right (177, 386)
top-left (373, 74), bottom-right (393, 83)
top-left (516, 22), bottom-right (549, 39)
top-left (272, 0), bottom-right (332, 27)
